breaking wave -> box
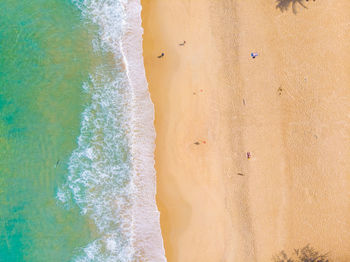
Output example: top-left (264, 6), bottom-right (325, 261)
top-left (57, 0), bottom-right (166, 261)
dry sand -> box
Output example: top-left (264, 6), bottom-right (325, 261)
top-left (141, 0), bottom-right (350, 261)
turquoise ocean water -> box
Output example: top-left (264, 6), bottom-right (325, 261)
top-left (0, 0), bottom-right (165, 261)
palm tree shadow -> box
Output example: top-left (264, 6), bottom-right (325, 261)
top-left (276, 0), bottom-right (307, 14)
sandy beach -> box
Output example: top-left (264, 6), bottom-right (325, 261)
top-left (142, 1), bottom-right (350, 261)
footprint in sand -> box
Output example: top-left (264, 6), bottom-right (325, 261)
top-left (278, 86), bottom-right (283, 96)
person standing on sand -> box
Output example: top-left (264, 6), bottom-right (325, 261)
top-left (179, 40), bottom-right (186, 46)
top-left (157, 52), bottom-right (164, 58)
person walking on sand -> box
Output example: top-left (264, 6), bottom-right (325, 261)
top-left (247, 152), bottom-right (251, 159)
top-left (179, 40), bottom-right (186, 46)
top-left (251, 52), bottom-right (258, 59)
top-left (157, 52), bottom-right (164, 58)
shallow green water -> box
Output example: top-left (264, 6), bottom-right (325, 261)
top-left (0, 0), bottom-right (100, 260)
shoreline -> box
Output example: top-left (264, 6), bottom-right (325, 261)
top-left (121, 0), bottom-right (166, 260)
top-left (142, 0), bottom-right (350, 261)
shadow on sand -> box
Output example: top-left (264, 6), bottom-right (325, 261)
top-left (276, 0), bottom-right (307, 14)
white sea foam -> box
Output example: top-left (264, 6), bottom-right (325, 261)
top-left (57, 0), bottom-right (166, 261)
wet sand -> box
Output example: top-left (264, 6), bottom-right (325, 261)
top-left (141, 0), bottom-right (350, 261)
